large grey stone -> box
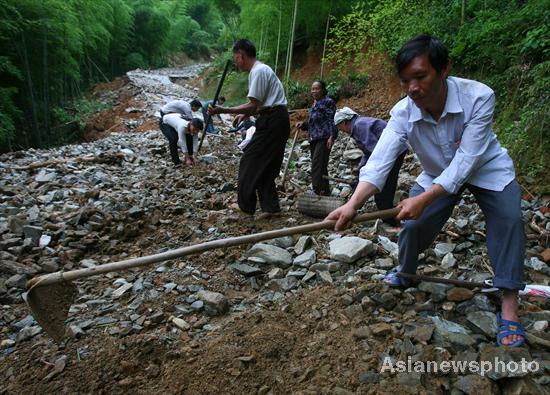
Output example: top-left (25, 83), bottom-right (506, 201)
top-left (128, 206), bottom-right (144, 218)
top-left (329, 236), bottom-right (373, 263)
top-left (6, 274), bottom-right (27, 289)
top-left (431, 316), bottom-right (475, 348)
top-left (0, 256), bottom-right (35, 275)
top-left (441, 253), bottom-right (457, 269)
top-left (16, 326), bottom-right (42, 342)
top-left (309, 262), bottom-right (329, 272)
top-left (34, 170), bottom-right (56, 183)
top-left (265, 276), bottom-right (299, 292)
top-left (12, 315), bottom-right (35, 330)
top-left (200, 154), bottom-right (217, 164)
top-left (403, 319), bottom-right (435, 343)
top-left (374, 258), bottom-right (394, 269)
top-left (466, 311), bottom-right (497, 338)
top-left (246, 243), bottom-right (292, 268)
top-left (7, 216), bottom-right (26, 235)
top-left (293, 250), bottom-right (316, 267)
top-left (270, 236), bottom-right (294, 249)
top-left (22, 225), bottom-right (43, 244)
top-left (80, 259), bottom-right (98, 268)
top-left (525, 257), bottom-right (549, 273)
top-left (317, 271), bottom-right (333, 283)
top-left (378, 236), bottom-right (398, 254)
top-left (343, 149), bottom-right (363, 161)
top-left (434, 243), bottom-right (456, 258)
top-left (294, 235), bottom-right (312, 255)
top-left (418, 282), bottom-right (451, 302)
top-left (230, 263), bottom-right (263, 277)
top-left (197, 290), bottom-right (228, 315)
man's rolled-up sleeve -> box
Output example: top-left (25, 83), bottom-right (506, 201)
top-left (433, 92), bottom-right (495, 194)
top-left (359, 111), bottom-right (408, 191)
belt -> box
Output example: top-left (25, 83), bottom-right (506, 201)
top-left (258, 105), bottom-right (288, 115)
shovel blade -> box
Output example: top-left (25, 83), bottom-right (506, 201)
top-left (26, 281), bottom-right (78, 343)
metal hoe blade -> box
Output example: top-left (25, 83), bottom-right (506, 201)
top-left (26, 277), bottom-right (78, 343)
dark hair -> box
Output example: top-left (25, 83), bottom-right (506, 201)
top-left (232, 39), bottom-right (256, 58)
top-left (190, 99), bottom-right (202, 108)
top-left (312, 80), bottom-right (328, 96)
top-left (218, 96), bottom-right (226, 102)
top-left (190, 118), bottom-right (203, 131)
top-left (395, 34), bottom-right (449, 75)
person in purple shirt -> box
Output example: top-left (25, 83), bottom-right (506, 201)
top-left (334, 107), bottom-right (407, 226)
top-left (297, 80), bottom-right (337, 196)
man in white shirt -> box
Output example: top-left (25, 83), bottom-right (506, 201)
top-left (208, 39), bottom-right (290, 219)
top-left (159, 100), bottom-right (195, 165)
top-left (327, 34), bottom-right (525, 347)
top-left (162, 115), bottom-right (203, 165)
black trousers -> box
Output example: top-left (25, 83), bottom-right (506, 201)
top-left (310, 138), bottom-right (331, 196)
top-left (373, 150), bottom-right (406, 225)
top-left (238, 108), bottom-right (290, 214)
top-left (160, 119), bottom-right (180, 164)
top-left (159, 119), bottom-right (193, 164)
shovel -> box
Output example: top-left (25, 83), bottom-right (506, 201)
top-left (26, 207), bottom-right (400, 343)
top-left (197, 59), bottom-right (231, 153)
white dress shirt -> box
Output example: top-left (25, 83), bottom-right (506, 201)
top-left (360, 76), bottom-right (516, 194)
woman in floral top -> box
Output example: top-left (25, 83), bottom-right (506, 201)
top-left (298, 80), bottom-right (338, 196)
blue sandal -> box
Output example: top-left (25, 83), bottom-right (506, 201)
top-left (383, 270), bottom-right (406, 287)
top-left (496, 312), bottom-right (525, 347)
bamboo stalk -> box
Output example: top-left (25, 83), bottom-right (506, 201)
top-left (285, 0), bottom-right (298, 83)
top-left (275, 0), bottom-right (282, 72)
top-left (320, 3), bottom-right (331, 79)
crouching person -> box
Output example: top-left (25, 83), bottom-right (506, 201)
top-left (162, 115), bottom-right (203, 165)
top-left (334, 107), bottom-right (407, 226)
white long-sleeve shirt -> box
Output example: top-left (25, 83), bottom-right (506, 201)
top-left (161, 100), bottom-right (193, 119)
top-left (360, 76), bottom-right (516, 194)
top-left (162, 114), bottom-right (198, 154)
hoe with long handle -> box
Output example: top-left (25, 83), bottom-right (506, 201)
top-left (197, 59), bottom-right (231, 153)
top-left (26, 208), bottom-right (400, 342)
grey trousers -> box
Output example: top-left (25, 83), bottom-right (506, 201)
top-left (397, 180), bottom-right (525, 290)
